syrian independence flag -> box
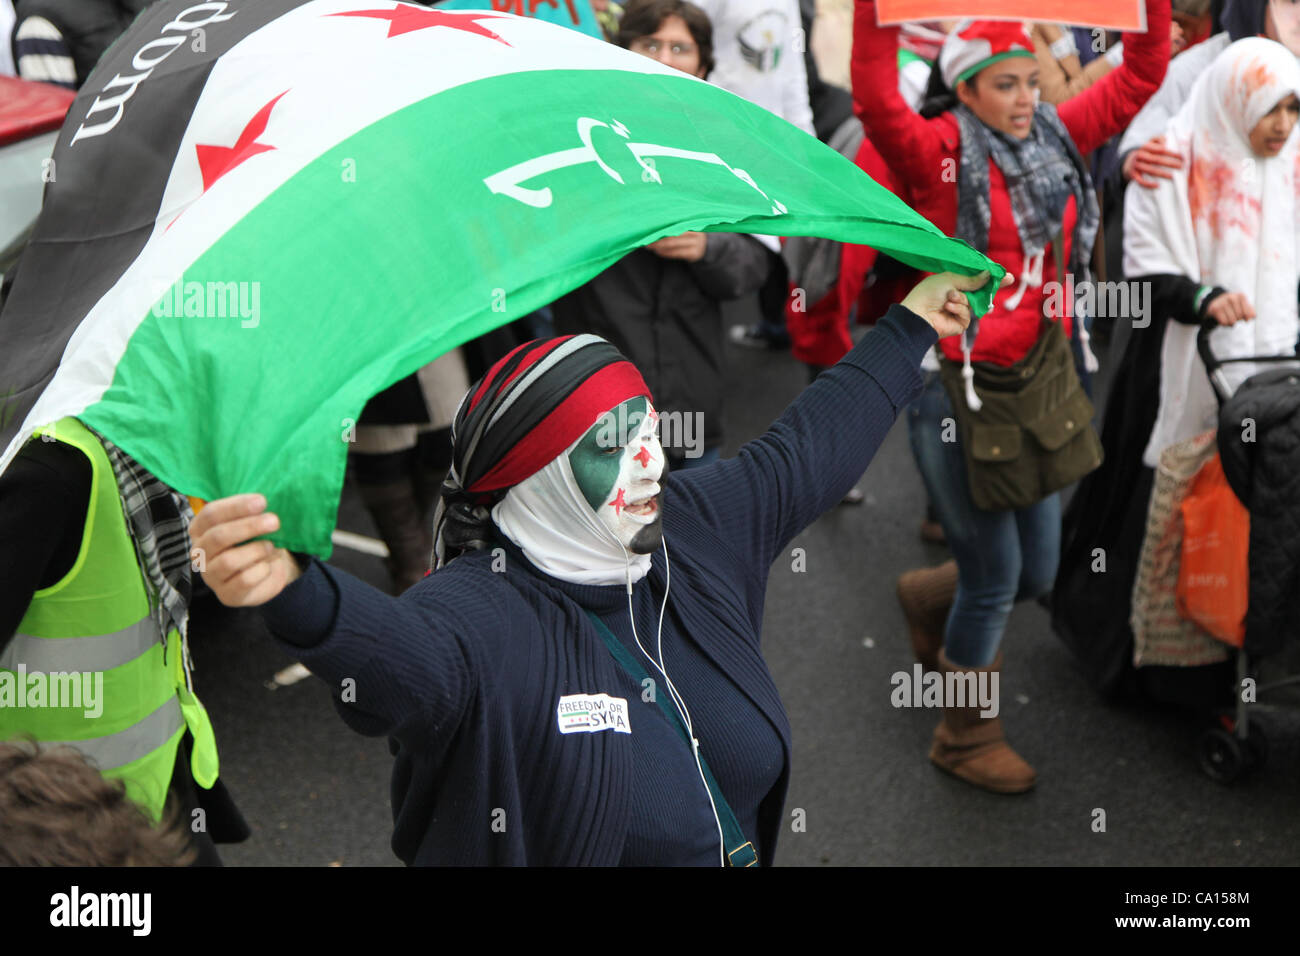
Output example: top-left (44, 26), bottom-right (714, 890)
top-left (0, 0), bottom-right (1005, 555)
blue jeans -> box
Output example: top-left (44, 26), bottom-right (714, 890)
top-left (907, 373), bottom-right (1061, 668)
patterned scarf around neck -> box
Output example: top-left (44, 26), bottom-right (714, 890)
top-left (88, 426), bottom-right (195, 681)
top-left (952, 101), bottom-right (1100, 347)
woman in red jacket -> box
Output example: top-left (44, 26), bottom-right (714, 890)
top-left (854, 0), bottom-right (1170, 793)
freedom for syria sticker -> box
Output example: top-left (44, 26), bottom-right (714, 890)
top-left (556, 693), bottom-right (631, 735)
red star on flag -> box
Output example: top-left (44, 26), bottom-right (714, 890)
top-left (194, 91), bottom-right (288, 194)
top-left (329, 5), bottom-right (511, 46)
top-left (632, 445), bottom-right (653, 468)
top-left (608, 488), bottom-right (627, 516)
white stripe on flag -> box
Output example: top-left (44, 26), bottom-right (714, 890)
top-left (4, 4), bottom-right (694, 476)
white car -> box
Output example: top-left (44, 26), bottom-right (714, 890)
top-left (0, 75), bottom-right (74, 291)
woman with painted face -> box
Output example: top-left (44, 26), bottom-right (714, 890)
top-left (187, 269), bottom-right (997, 866)
top-left (1055, 38), bottom-right (1300, 693)
top-left (853, 0), bottom-right (1170, 793)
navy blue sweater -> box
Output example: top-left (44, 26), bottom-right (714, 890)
top-left (260, 305), bottom-right (937, 865)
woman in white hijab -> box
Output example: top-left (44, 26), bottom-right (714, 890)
top-left (1126, 36), bottom-right (1300, 465)
top-left (1053, 37), bottom-right (1300, 696)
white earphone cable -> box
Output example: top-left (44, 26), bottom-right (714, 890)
top-left (606, 521), bottom-right (726, 867)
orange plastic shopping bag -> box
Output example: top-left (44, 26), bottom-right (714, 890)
top-left (1176, 453), bottom-right (1249, 646)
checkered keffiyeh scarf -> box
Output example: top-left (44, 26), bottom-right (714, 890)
top-left (90, 427), bottom-right (194, 653)
top-left (953, 101), bottom-right (1099, 344)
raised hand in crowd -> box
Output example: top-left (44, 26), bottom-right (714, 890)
top-left (190, 494), bottom-right (299, 607)
top-left (901, 270), bottom-right (1014, 338)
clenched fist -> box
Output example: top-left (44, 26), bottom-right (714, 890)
top-left (1206, 291), bottom-right (1255, 327)
top-left (190, 493), bottom-right (301, 607)
top-left (901, 270), bottom-right (1014, 338)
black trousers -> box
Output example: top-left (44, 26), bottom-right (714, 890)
top-left (170, 732), bottom-right (250, 866)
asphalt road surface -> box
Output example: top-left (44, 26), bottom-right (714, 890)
top-left (196, 302), bottom-right (1300, 866)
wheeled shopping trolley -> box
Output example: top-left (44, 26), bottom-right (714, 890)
top-left (1193, 319), bottom-right (1300, 782)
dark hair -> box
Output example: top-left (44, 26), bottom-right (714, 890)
top-left (616, 0), bottom-right (716, 78)
top-left (920, 60), bottom-right (959, 118)
top-left (0, 740), bottom-right (196, 866)
top-left (918, 59), bottom-right (990, 119)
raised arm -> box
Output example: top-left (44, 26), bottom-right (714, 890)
top-left (671, 272), bottom-right (1005, 577)
top-left (190, 495), bottom-right (477, 738)
top-left (1057, 0), bottom-right (1171, 155)
top-left (851, 0), bottom-right (947, 188)
top-left (1032, 24), bottom-right (1118, 105)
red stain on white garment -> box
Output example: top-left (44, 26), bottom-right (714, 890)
top-left (1242, 58), bottom-right (1275, 93)
top-left (1229, 56), bottom-right (1277, 117)
top-left (1189, 155), bottom-right (1260, 240)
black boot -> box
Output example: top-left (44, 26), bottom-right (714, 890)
top-left (356, 478), bottom-right (431, 594)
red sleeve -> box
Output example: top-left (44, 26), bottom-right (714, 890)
top-left (1057, 0), bottom-right (1171, 155)
top-left (852, 0), bottom-right (947, 192)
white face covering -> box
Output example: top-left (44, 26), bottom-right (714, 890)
top-left (491, 405), bottom-right (665, 587)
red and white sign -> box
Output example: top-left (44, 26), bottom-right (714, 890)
top-left (876, 0), bottom-right (1145, 31)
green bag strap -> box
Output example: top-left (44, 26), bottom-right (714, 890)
top-left (583, 609), bottom-right (758, 868)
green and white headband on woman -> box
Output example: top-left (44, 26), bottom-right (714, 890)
top-left (939, 20), bottom-right (1036, 89)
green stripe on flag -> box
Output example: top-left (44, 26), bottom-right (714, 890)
top-left (83, 68), bottom-right (1004, 555)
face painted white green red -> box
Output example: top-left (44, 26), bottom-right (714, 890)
top-left (568, 396), bottom-right (665, 554)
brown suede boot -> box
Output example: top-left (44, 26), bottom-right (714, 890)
top-left (929, 649), bottom-right (1036, 794)
top-left (357, 479), bottom-right (433, 594)
top-left (896, 560), bottom-right (957, 671)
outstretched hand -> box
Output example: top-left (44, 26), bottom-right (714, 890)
top-left (189, 493), bottom-right (301, 607)
top-left (901, 271), bottom-right (1014, 338)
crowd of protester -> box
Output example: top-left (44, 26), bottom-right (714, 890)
top-left (2, 0), bottom-right (1297, 864)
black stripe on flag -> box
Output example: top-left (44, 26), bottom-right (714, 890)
top-left (0, 0), bottom-right (312, 446)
